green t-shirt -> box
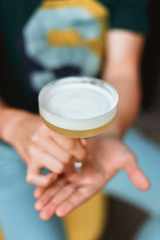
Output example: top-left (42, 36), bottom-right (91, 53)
top-left (0, 0), bottom-right (149, 112)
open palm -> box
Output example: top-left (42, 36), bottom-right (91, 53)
top-left (34, 135), bottom-right (150, 221)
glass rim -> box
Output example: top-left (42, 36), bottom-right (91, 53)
top-left (38, 76), bottom-right (119, 121)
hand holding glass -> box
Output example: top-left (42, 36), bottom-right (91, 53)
top-left (38, 77), bottom-right (118, 172)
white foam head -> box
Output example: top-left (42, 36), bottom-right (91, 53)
top-left (38, 77), bottom-right (118, 131)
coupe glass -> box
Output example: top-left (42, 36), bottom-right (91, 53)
top-left (38, 76), bottom-right (118, 171)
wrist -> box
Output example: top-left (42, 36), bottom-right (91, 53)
top-left (0, 106), bottom-right (32, 144)
top-left (101, 123), bottom-right (124, 140)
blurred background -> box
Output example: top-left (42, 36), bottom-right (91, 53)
top-left (137, 0), bottom-right (160, 142)
top-left (102, 0), bottom-right (160, 239)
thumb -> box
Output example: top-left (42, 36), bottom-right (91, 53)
top-left (26, 162), bottom-right (57, 187)
top-left (124, 160), bottom-right (150, 191)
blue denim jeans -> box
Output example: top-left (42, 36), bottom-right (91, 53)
top-left (0, 128), bottom-right (160, 240)
top-left (0, 142), bottom-right (66, 240)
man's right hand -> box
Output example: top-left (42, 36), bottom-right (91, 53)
top-left (1, 108), bottom-right (87, 187)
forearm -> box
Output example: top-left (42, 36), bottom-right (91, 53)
top-left (101, 30), bottom-right (145, 138)
top-left (0, 99), bottom-right (14, 141)
top-left (102, 68), bottom-right (141, 138)
top-left (0, 99), bottom-right (32, 144)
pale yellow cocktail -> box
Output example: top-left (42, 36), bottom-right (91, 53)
top-left (38, 76), bottom-right (118, 170)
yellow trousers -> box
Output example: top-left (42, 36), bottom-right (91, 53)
top-left (64, 192), bottom-right (108, 240)
top-left (0, 229), bottom-right (4, 240)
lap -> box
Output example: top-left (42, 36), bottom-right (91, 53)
top-left (0, 142), bottom-right (66, 240)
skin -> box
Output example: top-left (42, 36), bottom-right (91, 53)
top-left (0, 104), bottom-right (87, 186)
top-left (33, 30), bottom-right (150, 220)
top-left (34, 134), bottom-right (150, 220)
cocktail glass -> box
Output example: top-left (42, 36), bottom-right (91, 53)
top-left (38, 76), bottom-right (118, 172)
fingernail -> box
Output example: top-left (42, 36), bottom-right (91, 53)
top-left (56, 209), bottom-right (63, 217)
top-left (34, 201), bottom-right (42, 210)
top-left (80, 139), bottom-right (87, 146)
top-left (141, 178), bottom-right (151, 190)
top-left (39, 211), bottom-right (49, 221)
